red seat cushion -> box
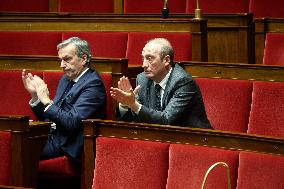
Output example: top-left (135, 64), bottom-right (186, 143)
top-left (38, 156), bottom-right (79, 177)
top-left (0, 131), bottom-right (12, 185)
top-left (127, 32), bottom-right (192, 66)
top-left (187, 0), bottom-right (249, 13)
top-left (0, 32), bottom-right (62, 56)
top-left (124, 0), bottom-right (187, 13)
top-left (0, 0), bottom-right (49, 12)
top-left (249, 0), bottom-right (284, 18)
top-left (62, 32), bottom-right (128, 58)
top-left (237, 152), bottom-right (284, 189)
top-left (248, 81), bottom-right (284, 137)
top-left (93, 137), bottom-right (169, 189)
top-left (0, 71), bottom-right (43, 121)
top-left (263, 33), bottom-right (284, 66)
top-left (167, 144), bottom-right (239, 189)
top-left (59, 0), bottom-right (114, 13)
top-left (195, 78), bottom-right (252, 132)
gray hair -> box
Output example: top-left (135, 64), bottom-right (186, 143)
top-left (57, 37), bottom-right (92, 65)
top-left (147, 38), bottom-right (174, 65)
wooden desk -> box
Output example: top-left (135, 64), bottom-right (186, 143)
top-left (0, 116), bottom-right (50, 188)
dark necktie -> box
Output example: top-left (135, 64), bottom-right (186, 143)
top-left (154, 84), bottom-right (162, 111)
top-left (59, 80), bottom-right (75, 105)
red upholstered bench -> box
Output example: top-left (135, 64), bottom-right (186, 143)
top-left (186, 0), bottom-right (249, 13)
top-left (127, 32), bottom-right (192, 66)
top-left (92, 137), bottom-right (169, 189)
top-left (195, 78), bottom-right (253, 132)
top-left (0, 32), bottom-right (62, 56)
top-left (124, 0), bottom-right (187, 13)
top-left (167, 144), bottom-right (239, 189)
top-left (0, 0), bottom-right (49, 12)
top-left (58, 0), bottom-right (114, 13)
top-left (247, 81), bottom-right (284, 138)
top-left (237, 152), bottom-right (284, 189)
top-left (263, 33), bottom-right (284, 66)
top-left (0, 131), bottom-right (12, 186)
top-left (249, 0), bottom-right (284, 18)
top-left (62, 32), bottom-right (128, 59)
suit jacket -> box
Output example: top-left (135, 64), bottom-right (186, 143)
top-left (119, 64), bottom-right (212, 129)
top-left (32, 68), bottom-right (106, 159)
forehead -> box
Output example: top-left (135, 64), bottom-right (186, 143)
top-left (142, 42), bottom-right (161, 56)
top-left (58, 43), bottom-right (77, 57)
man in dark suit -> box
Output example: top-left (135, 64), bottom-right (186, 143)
top-left (110, 38), bottom-right (211, 129)
top-left (22, 37), bottom-right (106, 161)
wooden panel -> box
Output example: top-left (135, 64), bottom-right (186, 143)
top-left (83, 119), bottom-right (284, 189)
top-left (180, 61), bottom-right (284, 82)
top-left (0, 116), bottom-right (50, 188)
top-left (254, 18), bottom-right (284, 64)
top-left (0, 12), bottom-right (252, 64)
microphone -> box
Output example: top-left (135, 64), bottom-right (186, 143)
top-left (162, 0), bottom-right (169, 19)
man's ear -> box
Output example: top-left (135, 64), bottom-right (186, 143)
top-left (164, 55), bottom-right (171, 66)
top-left (81, 54), bottom-right (87, 65)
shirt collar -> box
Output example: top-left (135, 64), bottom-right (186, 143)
top-left (154, 67), bottom-right (172, 90)
top-left (73, 68), bottom-right (89, 83)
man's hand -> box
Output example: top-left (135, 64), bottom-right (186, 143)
top-left (110, 76), bottom-right (140, 112)
top-left (33, 75), bottom-right (51, 105)
top-left (22, 69), bottom-right (38, 101)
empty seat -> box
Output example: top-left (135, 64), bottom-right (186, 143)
top-left (195, 78), bottom-right (253, 132)
top-left (126, 32), bottom-right (192, 66)
top-left (0, 0), bottom-right (49, 12)
top-left (237, 152), bottom-right (284, 189)
top-left (92, 137), bottom-right (169, 189)
top-left (0, 71), bottom-right (43, 121)
top-left (167, 144), bottom-right (239, 189)
top-left (124, 0), bottom-right (187, 13)
top-left (0, 131), bottom-right (12, 186)
top-left (263, 33), bottom-right (284, 66)
top-left (62, 32), bottom-right (128, 58)
top-left (186, 0), bottom-right (249, 13)
top-left (0, 32), bottom-right (62, 56)
top-left (249, 0), bottom-right (284, 18)
top-left (59, 0), bottom-right (114, 13)
top-left (247, 81), bottom-right (284, 138)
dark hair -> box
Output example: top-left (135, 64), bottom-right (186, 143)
top-left (57, 37), bottom-right (92, 65)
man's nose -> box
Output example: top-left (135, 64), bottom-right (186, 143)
top-left (142, 59), bottom-right (148, 68)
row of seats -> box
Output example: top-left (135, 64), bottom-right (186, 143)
top-left (1, 31), bottom-right (284, 65)
top-left (0, 31), bottom-right (192, 66)
top-left (0, 0), bottom-right (284, 18)
top-left (1, 70), bottom-right (283, 138)
top-left (92, 136), bottom-right (284, 189)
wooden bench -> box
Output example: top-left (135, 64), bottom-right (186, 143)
top-left (83, 119), bottom-right (284, 189)
top-left (0, 116), bottom-right (50, 188)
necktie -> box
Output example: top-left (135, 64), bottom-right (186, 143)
top-left (154, 84), bottom-right (162, 111)
top-left (59, 80), bottom-right (75, 106)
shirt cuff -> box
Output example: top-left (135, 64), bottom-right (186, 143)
top-left (29, 98), bottom-right (40, 107)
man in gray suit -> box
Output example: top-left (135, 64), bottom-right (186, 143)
top-left (110, 38), bottom-right (212, 129)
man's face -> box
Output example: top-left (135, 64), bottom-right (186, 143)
top-left (58, 43), bottom-right (87, 80)
top-left (141, 42), bottom-right (169, 83)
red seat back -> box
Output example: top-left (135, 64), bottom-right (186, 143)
top-left (59, 0), bottom-right (114, 13)
top-left (247, 81), bottom-right (284, 137)
top-left (249, 0), bottom-right (284, 18)
top-left (126, 32), bottom-right (192, 66)
top-left (124, 0), bottom-right (187, 13)
top-left (92, 137), bottom-right (169, 189)
top-left (0, 71), bottom-right (43, 121)
top-left (237, 152), bottom-right (284, 189)
top-left (263, 33), bottom-right (284, 66)
top-left (62, 32), bottom-right (128, 58)
top-left (195, 78), bottom-right (252, 132)
top-left (186, 0), bottom-right (249, 13)
top-left (99, 73), bottom-right (113, 120)
top-left (0, 32), bottom-right (62, 56)
top-left (0, 0), bottom-right (49, 12)
top-left (43, 71), bottom-right (63, 100)
top-left (167, 144), bottom-right (239, 189)
top-left (0, 131), bottom-right (12, 185)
